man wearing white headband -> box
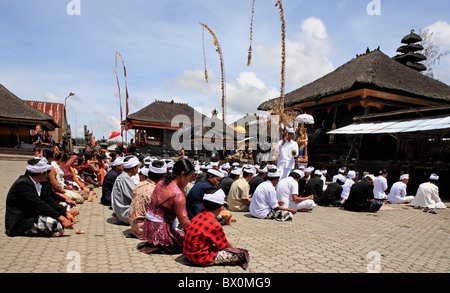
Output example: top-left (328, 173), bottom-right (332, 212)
top-left (218, 168), bottom-right (241, 199)
top-left (112, 156), bottom-right (140, 224)
top-left (5, 158), bottom-right (75, 237)
top-left (319, 174), bottom-right (346, 207)
top-left (340, 170), bottom-right (357, 201)
top-left (227, 167), bottom-right (255, 212)
top-left (305, 169), bottom-right (324, 203)
top-left (277, 169), bottom-right (315, 212)
top-left (275, 127), bottom-right (299, 180)
top-left (186, 167), bottom-right (224, 220)
top-left (101, 157), bottom-right (124, 206)
top-left (388, 174), bottom-right (414, 204)
top-left (297, 167), bottom-right (312, 198)
top-left (410, 174), bottom-right (446, 211)
top-left (250, 168), bottom-right (297, 221)
top-left (129, 160), bottom-right (167, 239)
top-left (374, 169), bottom-right (389, 200)
top-left (248, 166), bottom-right (268, 196)
top-left (183, 188), bottom-right (249, 269)
top-left (344, 175), bottom-right (382, 213)
top-left (332, 167), bottom-right (346, 183)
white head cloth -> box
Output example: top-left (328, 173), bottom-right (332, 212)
top-left (267, 168), bottom-right (282, 178)
top-left (230, 168), bottom-right (242, 176)
top-left (148, 163), bottom-right (167, 174)
top-left (110, 157), bottom-right (124, 167)
top-left (347, 171), bottom-right (356, 179)
top-left (430, 174), bottom-right (439, 181)
top-left (123, 156), bottom-right (140, 169)
top-left (27, 158), bottom-right (51, 173)
top-left (400, 174), bottom-right (409, 180)
top-left (139, 167), bottom-right (149, 177)
top-left (207, 168), bottom-right (224, 178)
top-left (203, 189), bottom-right (226, 205)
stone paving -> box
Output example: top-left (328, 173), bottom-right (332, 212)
top-left (1, 158), bottom-right (449, 275)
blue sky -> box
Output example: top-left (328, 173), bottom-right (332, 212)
top-left (1, 0), bottom-right (449, 141)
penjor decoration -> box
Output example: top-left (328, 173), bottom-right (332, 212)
top-left (200, 22), bottom-right (227, 124)
top-left (247, 0), bottom-right (287, 128)
top-left (114, 52), bottom-right (130, 151)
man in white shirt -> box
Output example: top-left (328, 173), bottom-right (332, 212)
top-left (250, 169), bottom-right (297, 221)
top-left (332, 168), bottom-right (346, 183)
top-left (277, 170), bottom-right (315, 212)
top-left (112, 156), bottom-right (140, 224)
top-left (410, 174), bottom-right (447, 211)
top-left (341, 170), bottom-right (356, 201)
top-left (388, 174), bottom-right (414, 204)
top-left (276, 127), bottom-right (299, 180)
top-left (373, 169), bottom-right (389, 200)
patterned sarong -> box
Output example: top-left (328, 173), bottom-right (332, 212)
top-left (25, 216), bottom-right (64, 236)
top-left (265, 209), bottom-right (293, 221)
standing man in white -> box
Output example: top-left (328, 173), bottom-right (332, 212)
top-left (276, 127), bottom-right (299, 180)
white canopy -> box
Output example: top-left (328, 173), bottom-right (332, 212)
top-left (328, 116), bottom-right (450, 135)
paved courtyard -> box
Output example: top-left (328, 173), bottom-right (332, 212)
top-left (0, 158), bottom-right (449, 276)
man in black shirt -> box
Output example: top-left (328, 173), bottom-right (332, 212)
top-left (305, 170), bottom-right (324, 203)
top-left (344, 175), bottom-right (382, 212)
top-left (319, 174), bottom-right (345, 207)
top-left (248, 167), bottom-right (267, 196)
top-left (32, 125), bottom-right (50, 147)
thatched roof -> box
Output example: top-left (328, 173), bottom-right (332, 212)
top-left (127, 100), bottom-right (204, 125)
top-left (126, 100), bottom-right (235, 140)
top-left (0, 83), bottom-right (59, 129)
top-left (258, 49), bottom-right (450, 111)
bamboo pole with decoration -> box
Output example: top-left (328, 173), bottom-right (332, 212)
top-left (247, 0), bottom-right (287, 131)
top-left (200, 22), bottom-right (227, 124)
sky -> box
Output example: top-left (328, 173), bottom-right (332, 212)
top-left (0, 0), bottom-right (449, 142)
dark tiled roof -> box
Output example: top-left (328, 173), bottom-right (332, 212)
top-left (258, 50), bottom-right (450, 111)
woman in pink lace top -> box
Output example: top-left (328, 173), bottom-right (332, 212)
top-left (140, 159), bottom-right (195, 254)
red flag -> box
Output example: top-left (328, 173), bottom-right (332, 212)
top-left (108, 131), bottom-right (121, 140)
top-left (91, 133), bottom-right (95, 146)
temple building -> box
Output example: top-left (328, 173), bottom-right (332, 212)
top-left (257, 35), bottom-right (450, 197)
top-left (0, 84), bottom-right (59, 153)
top-left (123, 100), bottom-right (235, 159)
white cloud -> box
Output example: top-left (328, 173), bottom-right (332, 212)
top-left (166, 68), bottom-right (216, 94)
top-left (167, 68), bottom-right (278, 120)
top-left (163, 17), bottom-right (336, 121)
top-left (90, 111), bottom-right (123, 140)
top-left (42, 92), bottom-right (63, 103)
top-left (424, 21), bottom-right (450, 47)
top-left (255, 17), bottom-right (335, 91)
top-left (422, 20), bottom-right (450, 84)
top-left (226, 71), bottom-right (279, 116)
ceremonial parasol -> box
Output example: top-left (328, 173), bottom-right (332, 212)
top-left (296, 114), bottom-right (315, 125)
top-left (108, 131), bottom-right (121, 140)
top-left (234, 126), bottom-right (247, 134)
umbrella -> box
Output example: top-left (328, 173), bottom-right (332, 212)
top-left (108, 131), bottom-right (121, 140)
top-left (234, 126), bottom-right (247, 134)
top-left (296, 114), bottom-right (315, 125)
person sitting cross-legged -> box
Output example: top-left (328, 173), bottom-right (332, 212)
top-left (5, 158), bottom-right (75, 237)
top-left (183, 189), bottom-right (249, 269)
